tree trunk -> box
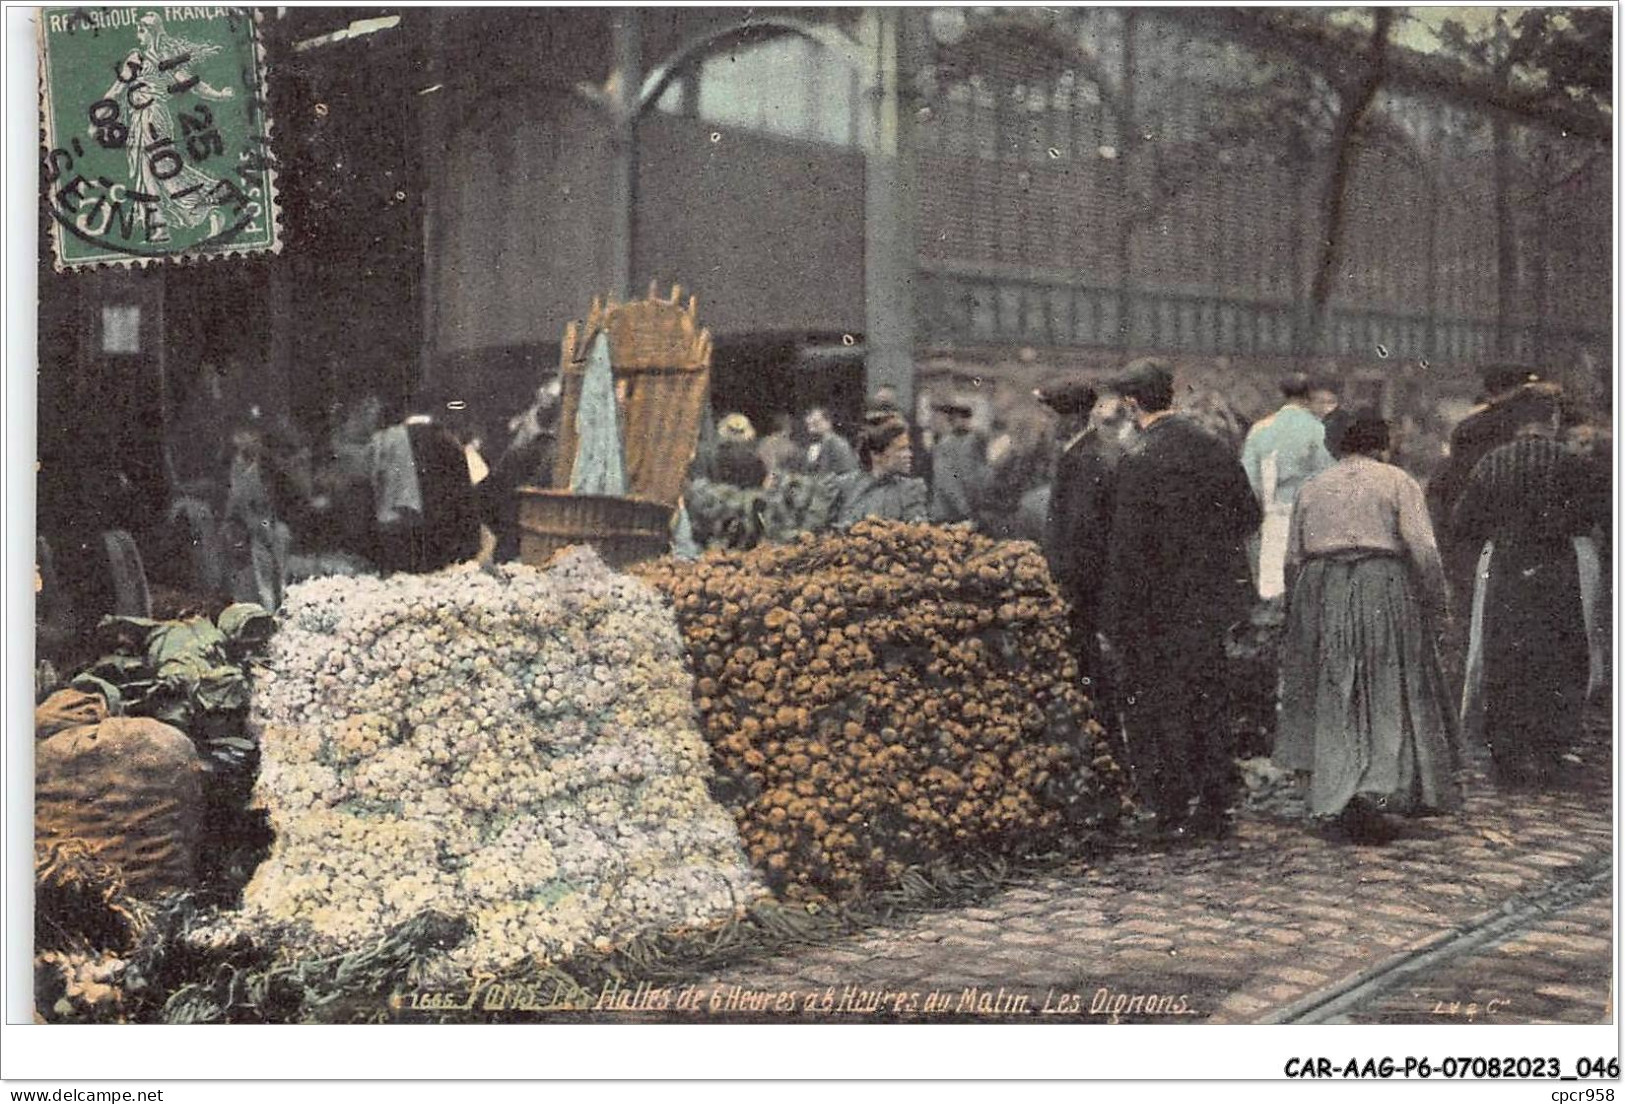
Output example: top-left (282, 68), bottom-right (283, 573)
top-left (1533, 147), bottom-right (1551, 363)
top-left (1299, 8), bottom-right (1391, 359)
top-left (1423, 172), bottom-right (1441, 363)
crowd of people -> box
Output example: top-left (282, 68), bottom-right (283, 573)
top-left (688, 394), bottom-right (1053, 540)
top-left (1038, 358), bottom-right (1609, 845)
top-left (37, 364), bottom-right (496, 665)
top-left (673, 353), bottom-right (1607, 844)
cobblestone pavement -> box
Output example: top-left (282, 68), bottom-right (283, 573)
top-left (687, 713), bottom-right (1613, 1024)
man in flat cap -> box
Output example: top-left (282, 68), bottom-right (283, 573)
top-left (929, 400), bottom-right (987, 525)
top-left (1241, 372), bottom-right (1337, 599)
top-left (1101, 358), bottom-right (1261, 840)
top-left (1039, 378), bottom-right (1132, 705)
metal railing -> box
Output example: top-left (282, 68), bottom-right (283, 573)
top-left (915, 268), bottom-right (1604, 364)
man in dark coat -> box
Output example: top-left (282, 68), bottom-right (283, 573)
top-left (1427, 367), bottom-right (1550, 559)
top-left (371, 413), bottom-right (481, 574)
top-left (1038, 379), bottom-right (1116, 695)
top-left (1101, 359), bottom-right (1262, 839)
top-left (929, 401), bottom-right (987, 525)
top-left (483, 381), bottom-right (560, 562)
top-left (1427, 366), bottom-right (1552, 672)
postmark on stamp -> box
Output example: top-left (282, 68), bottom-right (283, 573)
top-left (38, 6), bottom-right (279, 269)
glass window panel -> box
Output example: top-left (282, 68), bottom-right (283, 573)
top-left (970, 286), bottom-right (997, 339)
top-left (1026, 290), bottom-right (1049, 339)
top-left (656, 81), bottom-right (683, 115)
top-left (1097, 296), bottom-right (1120, 345)
top-left (999, 287), bottom-right (1023, 335)
top-left (1049, 288), bottom-right (1072, 342)
top-left (1157, 300), bottom-right (1177, 348)
top-left (1135, 300), bottom-right (1157, 348)
top-left (695, 34), bottom-right (856, 147)
top-left (1074, 292), bottom-right (1095, 344)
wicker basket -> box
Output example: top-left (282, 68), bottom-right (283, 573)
top-left (515, 487), bottom-right (673, 570)
top-left (553, 284), bottom-right (713, 508)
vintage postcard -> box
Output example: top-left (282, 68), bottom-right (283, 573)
top-left (16, 2), bottom-right (1616, 1083)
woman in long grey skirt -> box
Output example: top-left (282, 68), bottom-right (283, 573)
top-left (1274, 410), bottom-right (1461, 841)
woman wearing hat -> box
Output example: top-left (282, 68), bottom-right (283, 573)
top-left (830, 416), bottom-right (929, 527)
top-left (1274, 409), bottom-right (1460, 841)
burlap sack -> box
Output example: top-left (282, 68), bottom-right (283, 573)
top-left (34, 689), bottom-right (109, 740)
top-left (35, 717), bottom-right (203, 899)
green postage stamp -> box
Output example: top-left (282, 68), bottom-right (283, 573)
top-left (39, 6), bottom-right (278, 268)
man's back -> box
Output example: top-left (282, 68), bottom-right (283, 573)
top-left (1241, 404), bottom-right (1333, 507)
top-left (1045, 431), bottom-right (1115, 606)
top-left (1452, 436), bottom-right (1606, 548)
top-left (1428, 399), bottom-right (1526, 535)
top-left (1107, 415), bottom-right (1260, 634)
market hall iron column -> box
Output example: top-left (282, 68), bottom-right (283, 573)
top-left (862, 7), bottom-right (921, 414)
top-left (608, 10), bottom-right (643, 303)
top-left (417, 8), bottom-right (447, 395)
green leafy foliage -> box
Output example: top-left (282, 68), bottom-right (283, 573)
top-left (684, 474), bottom-right (842, 552)
top-left (68, 673), bottom-right (126, 716)
top-left (1435, 8), bottom-right (1611, 112)
top-left (217, 603), bottom-right (276, 652)
top-left (71, 605), bottom-right (273, 777)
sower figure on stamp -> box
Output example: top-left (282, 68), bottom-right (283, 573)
top-left (108, 13), bottom-right (238, 239)
top-left (1100, 359), bottom-right (1261, 841)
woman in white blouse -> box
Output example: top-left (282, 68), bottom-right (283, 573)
top-left (1273, 409), bottom-right (1461, 842)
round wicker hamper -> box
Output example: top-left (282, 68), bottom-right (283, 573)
top-left (515, 488), bottom-right (672, 570)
